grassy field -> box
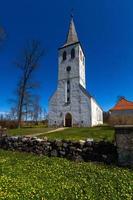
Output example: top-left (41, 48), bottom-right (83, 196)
top-left (40, 126), bottom-right (115, 142)
top-left (0, 150), bottom-right (132, 200)
top-left (8, 127), bottom-right (54, 136)
top-left (8, 125), bottom-right (115, 142)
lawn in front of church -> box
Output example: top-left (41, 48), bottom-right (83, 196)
top-left (8, 127), bottom-right (54, 136)
top-left (0, 149), bottom-right (132, 200)
top-left (39, 125), bottom-right (115, 142)
top-left (8, 125), bottom-right (115, 142)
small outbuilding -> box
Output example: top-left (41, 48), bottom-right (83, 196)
top-left (109, 98), bottom-right (133, 125)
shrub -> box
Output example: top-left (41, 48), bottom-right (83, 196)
top-left (0, 120), bottom-right (18, 129)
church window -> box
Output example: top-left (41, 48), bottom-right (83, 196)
top-left (67, 97), bottom-right (70, 102)
top-left (67, 80), bottom-right (70, 84)
top-left (71, 48), bottom-right (75, 59)
top-left (65, 79), bottom-right (70, 103)
top-left (66, 66), bottom-right (71, 72)
top-left (63, 51), bottom-right (67, 61)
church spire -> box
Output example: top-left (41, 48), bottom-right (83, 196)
top-left (64, 17), bottom-right (79, 46)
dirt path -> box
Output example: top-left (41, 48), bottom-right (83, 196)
top-left (26, 127), bottom-right (68, 137)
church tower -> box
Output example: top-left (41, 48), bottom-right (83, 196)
top-left (48, 17), bottom-right (103, 127)
top-left (58, 18), bottom-right (86, 90)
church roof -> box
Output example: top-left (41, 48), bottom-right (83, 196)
top-left (110, 98), bottom-right (133, 111)
top-left (79, 84), bottom-right (92, 99)
top-left (79, 84), bottom-right (103, 111)
top-left (63, 17), bottom-right (79, 47)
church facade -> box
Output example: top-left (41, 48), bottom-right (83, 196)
top-left (48, 18), bottom-right (103, 127)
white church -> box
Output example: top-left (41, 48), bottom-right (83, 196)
top-left (48, 17), bottom-right (103, 127)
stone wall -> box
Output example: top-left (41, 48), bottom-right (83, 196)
top-left (0, 136), bottom-right (117, 164)
top-left (115, 125), bottom-right (133, 167)
top-left (0, 126), bottom-right (7, 137)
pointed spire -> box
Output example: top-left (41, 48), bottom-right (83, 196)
top-left (64, 17), bottom-right (79, 46)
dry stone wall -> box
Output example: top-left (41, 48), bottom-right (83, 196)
top-left (0, 136), bottom-right (117, 164)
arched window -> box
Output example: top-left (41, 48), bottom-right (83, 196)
top-left (71, 48), bottom-right (75, 59)
top-left (63, 51), bottom-right (67, 61)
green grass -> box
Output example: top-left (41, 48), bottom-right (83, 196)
top-left (0, 150), bottom-right (132, 200)
top-left (7, 125), bottom-right (115, 142)
top-left (40, 126), bottom-right (115, 142)
top-left (8, 127), bottom-right (54, 136)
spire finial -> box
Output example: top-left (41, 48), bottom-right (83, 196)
top-left (70, 8), bottom-right (74, 18)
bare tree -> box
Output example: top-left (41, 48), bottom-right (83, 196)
top-left (10, 107), bottom-right (18, 120)
top-left (15, 40), bottom-right (44, 128)
top-left (31, 95), bottom-right (42, 124)
top-left (43, 108), bottom-right (48, 120)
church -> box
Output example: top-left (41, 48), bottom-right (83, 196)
top-left (48, 17), bottom-right (103, 127)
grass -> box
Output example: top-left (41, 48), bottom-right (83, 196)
top-left (0, 150), bottom-right (132, 200)
top-left (8, 125), bottom-right (115, 142)
top-left (8, 127), bottom-right (54, 136)
top-left (40, 126), bottom-right (115, 142)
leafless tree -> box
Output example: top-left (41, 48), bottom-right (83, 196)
top-left (10, 107), bottom-right (18, 120)
top-left (15, 40), bottom-right (44, 128)
top-left (43, 108), bottom-right (48, 120)
top-left (31, 95), bottom-right (42, 124)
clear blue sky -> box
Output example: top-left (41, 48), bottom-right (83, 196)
top-left (0, 0), bottom-right (133, 113)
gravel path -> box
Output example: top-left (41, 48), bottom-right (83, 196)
top-left (26, 127), bottom-right (68, 137)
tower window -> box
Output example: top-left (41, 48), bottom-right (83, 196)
top-left (65, 79), bottom-right (71, 104)
top-left (67, 97), bottom-right (70, 102)
top-left (67, 80), bottom-right (70, 84)
top-left (66, 66), bottom-right (71, 72)
top-left (71, 48), bottom-right (75, 59)
top-left (63, 51), bottom-right (67, 61)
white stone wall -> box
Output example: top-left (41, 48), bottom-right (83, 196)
top-left (79, 45), bottom-right (86, 88)
top-left (90, 98), bottom-right (103, 126)
top-left (48, 84), bottom-right (103, 127)
top-left (79, 88), bottom-right (91, 126)
top-left (49, 81), bottom-right (94, 127)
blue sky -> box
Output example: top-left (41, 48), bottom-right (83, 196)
top-left (0, 0), bottom-right (133, 112)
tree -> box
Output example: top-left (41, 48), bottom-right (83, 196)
top-left (31, 95), bottom-right (42, 124)
top-left (15, 40), bottom-right (44, 128)
top-left (9, 107), bottom-right (18, 120)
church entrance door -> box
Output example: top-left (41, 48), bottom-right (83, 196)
top-left (65, 113), bottom-right (72, 127)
